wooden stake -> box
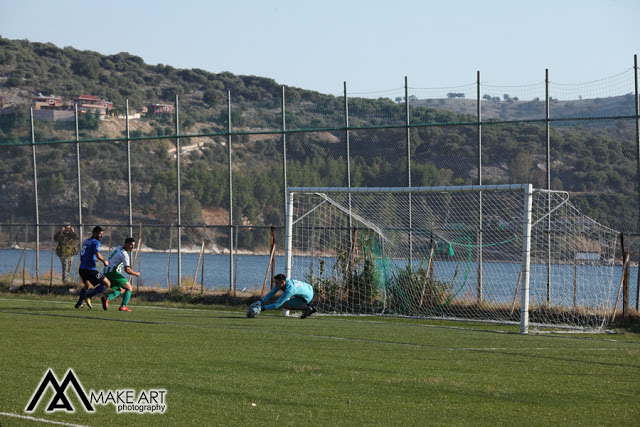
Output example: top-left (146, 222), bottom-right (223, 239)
top-left (167, 225), bottom-right (173, 289)
top-left (611, 252), bottom-right (629, 323)
top-left (201, 244), bottom-right (205, 296)
top-left (130, 239), bottom-right (141, 292)
top-left (11, 246), bottom-right (26, 286)
top-left (270, 226), bottom-right (276, 290)
top-left (191, 242), bottom-right (205, 296)
top-left (261, 243), bottom-right (276, 297)
top-left (347, 228), bottom-right (357, 272)
top-left (419, 245), bottom-right (435, 308)
top-left (49, 226), bottom-right (54, 290)
top-left (510, 270), bottom-right (523, 317)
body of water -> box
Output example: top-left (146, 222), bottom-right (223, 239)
top-left (2, 248), bottom-right (638, 309)
top-left (0, 249), bottom-right (284, 292)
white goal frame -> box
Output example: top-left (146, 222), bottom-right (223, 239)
top-left (285, 184), bottom-right (537, 333)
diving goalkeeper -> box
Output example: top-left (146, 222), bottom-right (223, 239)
top-left (252, 274), bottom-right (317, 318)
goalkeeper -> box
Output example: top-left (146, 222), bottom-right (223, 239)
top-left (252, 274), bottom-right (317, 318)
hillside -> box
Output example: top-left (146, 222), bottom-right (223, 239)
top-left (0, 36), bottom-right (638, 250)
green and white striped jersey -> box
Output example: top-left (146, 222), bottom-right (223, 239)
top-left (103, 246), bottom-right (131, 275)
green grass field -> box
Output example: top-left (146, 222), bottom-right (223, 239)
top-left (0, 295), bottom-right (639, 426)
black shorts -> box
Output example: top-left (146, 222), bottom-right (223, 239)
top-left (79, 269), bottom-right (106, 285)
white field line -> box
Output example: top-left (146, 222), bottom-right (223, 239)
top-left (0, 411), bottom-right (91, 426)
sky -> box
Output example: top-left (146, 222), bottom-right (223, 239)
top-left (1, 0), bottom-right (639, 96)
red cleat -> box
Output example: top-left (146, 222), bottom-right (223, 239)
top-left (101, 296), bottom-right (108, 310)
top-left (119, 306), bottom-right (131, 312)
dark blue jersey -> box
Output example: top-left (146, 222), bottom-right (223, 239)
top-left (79, 238), bottom-right (101, 270)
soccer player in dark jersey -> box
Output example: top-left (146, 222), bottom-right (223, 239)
top-left (75, 226), bottom-right (111, 309)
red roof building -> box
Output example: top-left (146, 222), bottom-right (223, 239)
top-left (31, 94), bottom-right (64, 110)
top-left (147, 103), bottom-right (175, 117)
top-left (74, 95), bottom-right (114, 115)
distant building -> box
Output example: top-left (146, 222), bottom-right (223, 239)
top-left (74, 95), bottom-right (114, 116)
top-left (31, 94), bottom-right (64, 110)
top-left (147, 103), bottom-right (175, 117)
top-left (576, 252), bottom-right (601, 261)
top-left (32, 109), bottom-right (75, 122)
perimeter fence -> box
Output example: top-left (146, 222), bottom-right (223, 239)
top-left (1, 61), bottom-right (639, 307)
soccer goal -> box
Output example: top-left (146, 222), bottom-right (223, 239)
top-left (284, 185), bottom-right (621, 333)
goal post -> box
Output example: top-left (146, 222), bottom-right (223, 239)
top-left (285, 184), bottom-right (619, 333)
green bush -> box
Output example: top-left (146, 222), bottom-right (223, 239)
top-left (386, 263), bottom-right (451, 315)
top-left (309, 232), bottom-right (383, 312)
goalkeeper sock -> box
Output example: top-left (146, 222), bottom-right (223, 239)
top-left (107, 289), bottom-right (121, 301)
top-left (122, 290), bottom-right (132, 307)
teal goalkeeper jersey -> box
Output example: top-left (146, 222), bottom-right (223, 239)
top-left (261, 279), bottom-right (314, 310)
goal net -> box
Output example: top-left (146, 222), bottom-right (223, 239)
top-left (285, 185), bottom-right (621, 332)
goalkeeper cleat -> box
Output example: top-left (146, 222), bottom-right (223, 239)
top-left (101, 296), bottom-right (108, 311)
top-left (75, 302), bottom-right (84, 309)
top-left (300, 305), bottom-right (317, 319)
top-left (119, 306), bottom-right (131, 312)
top-left (84, 297), bottom-right (93, 309)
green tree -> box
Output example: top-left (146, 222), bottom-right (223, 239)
top-left (508, 152), bottom-right (534, 184)
top-left (203, 88), bottom-right (221, 107)
top-left (71, 55), bottom-right (100, 79)
top-left (181, 194), bottom-right (203, 224)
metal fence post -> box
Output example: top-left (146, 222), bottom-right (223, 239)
top-left (545, 69), bottom-right (551, 303)
top-left (477, 71), bottom-right (483, 303)
top-left (175, 94), bottom-right (182, 286)
top-left (405, 76), bottom-right (412, 267)
top-left (344, 82), bottom-right (352, 233)
top-left (282, 86), bottom-right (287, 231)
top-left (30, 108), bottom-right (40, 281)
top-left (126, 99), bottom-right (133, 238)
top-left (74, 104), bottom-right (83, 241)
top-left (634, 54), bottom-right (640, 310)
top-left (228, 90), bottom-right (234, 294)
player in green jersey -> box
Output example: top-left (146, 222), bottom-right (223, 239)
top-left (99, 237), bottom-right (141, 312)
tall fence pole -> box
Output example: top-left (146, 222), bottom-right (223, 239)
top-left (634, 54), bottom-right (640, 311)
top-left (477, 71), bottom-right (483, 303)
top-left (282, 86), bottom-right (287, 236)
top-left (344, 82), bottom-right (352, 233)
top-left (126, 99), bottom-right (133, 238)
top-left (228, 90), bottom-right (234, 294)
top-left (545, 68), bottom-right (551, 303)
top-left (405, 76), bottom-right (413, 267)
top-left (175, 95), bottom-right (182, 285)
top-left (30, 108), bottom-right (40, 280)
top-left (74, 104), bottom-right (83, 241)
